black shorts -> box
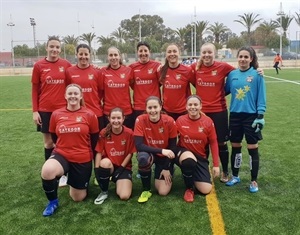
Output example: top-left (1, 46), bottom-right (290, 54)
top-left (175, 147), bottom-right (212, 184)
top-left (111, 166), bottom-right (132, 183)
top-left (50, 153), bottom-right (92, 189)
top-left (37, 111), bottom-right (52, 133)
top-left (97, 116), bottom-right (105, 131)
top-left (133, 110), bottom-right (145, 121)
top-left (229, 112), bottom-right (263, 144)
top-left (153, 156), bottom-right (175, 180)
top-left (205, 110), bottom-right (229, 143)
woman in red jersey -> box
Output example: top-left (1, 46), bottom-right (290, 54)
top-left (190, 43), bottom-right (234, 183)
top-left (129, 41), bottom-right (161, 119)
top-left (94, 107), bottom-right (135, 205)
top-left (101, 47), bottom-right (134, 129)
top-left (31, 36), bottom-right (72, 161)
top-left (175, 95), bottom-right (220, 203)
top-left (66, 43), bottom-right (104, 131)
top-left (159, 43), bottom-right (195, 121)
top-left (41, 84), bottom-right (99, 216)
top-left (134, 96), bottom-right (177, 203)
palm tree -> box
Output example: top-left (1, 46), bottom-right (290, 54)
top-left (275, 14), bottom-right (294, 38)
top-left (174, 27), bottom-right (189, 54)
top-left (207, 22), bottom-right (230, 45)
top-left (254, 20), bottom-right (279, 46)
top-left (111, 27), bottom-right (127, 46)
top-left (195, 20), bottom-right (209, 49)
top-left (62, 35), bottom-right (79, 46)
top-left (80, 32), bottom-right (97, 48)
top-left (234, 13), bottom-right (262, 45)
top-left (295, 12), bottom-right (300, 26)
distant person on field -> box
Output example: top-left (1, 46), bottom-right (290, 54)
top-left (41, 84), bottom-right (99, 216)
top-left (134, 96), bottom-right (177, 203)
top-left (175, 95), bottom-right (220, 203)
top-left (273, 53), bottom-right (283, 74)
top-left (225, 47), bottom-right (266, 193)
top-left (31, 36), bottom-right (72, 186)
top-left (94, 107), bottom-right (135, 205)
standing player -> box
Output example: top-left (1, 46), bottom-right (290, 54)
top-left (191, 43), bottom-right (234, 183)
top-left (129, 41), bottom-right (161, 119)
top-left (176, 95), bottom-right (220, 202)
top-left (31, 36), bottom-right (71, 186)
top-left (225, 46), bottom-right (266, 193)
top-left (273, 53), bottom-right (283, 74)
top-left (94, 107), bottom-right (135, 204)
top-left (159, 43), bottom-right (195, 121)
top-left (134, 96), bottom-right (177, 203)
top-left (41, 84), bottom-right (99, 216)
top-left (101, 47), bottom-right (134, 129)
top-left (66, 43), bottom-right (104, 131)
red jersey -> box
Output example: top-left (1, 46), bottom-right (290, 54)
top-left (191, 61), bottom-right (234, 113)
top-left (95, 126), bottom-right (135, 170)
top-left (31, 58), bottom-right (72, 112)
top-left (159, 64), bottom-right (194, 113)
top-left (176, 114), bottom-right (219, 167)
top-left (134, 114), bottom-right (177, 157)
top-left (66, 65), bottom-right (103, 117)
top-left (129, 60), bottom-right (161, 111)
top-left (49, 106), bottom-right (99, 163)
top-left (101, 65), bottom-right (133, 115)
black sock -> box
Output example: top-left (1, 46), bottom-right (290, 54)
top-left (248, 148), bottom-right (259, 181)
top-left (219, 144), bottom-right (229, 174)
top-left (139, 170), bottom-right (152, 191)
top-left (42, 178), bottom-right (58, 201)
top-left (231, 146), bottom-right (242, 177)
top-left (181, 158), bottom-right (197, 189)
top-left (97, 167), bottom-right (111, 192)
top-left (44, 148), bottom-right (54, 161)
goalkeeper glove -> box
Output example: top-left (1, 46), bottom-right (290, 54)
top-left (251, 114), bottom-right (265, 133)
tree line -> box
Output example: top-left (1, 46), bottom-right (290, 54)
top-left (13, 12), bottom-right (300, 60)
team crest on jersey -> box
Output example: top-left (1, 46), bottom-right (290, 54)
top-left (59, 67), bottom-right (65, 72)
top-left (176, 74), bottom-right (181, 80)
top-left (211, 70), bottom-right (217, 76)
top-left (88, 74), bottom-right (94, 80)
top-left (121, 139), bottom-right (126, 145)
top-left (76, 116), bottom-right (82, 122)
top-left (148, 68), bottom-right (153, 74)
top-left (159, 127), bottom-right (164, 133)
top-left (246, 76), bottom-right (253, 82)
top-left (120, 73), bottom-right (125, 79)
top-left (198, 127), bottom-right (204, 132)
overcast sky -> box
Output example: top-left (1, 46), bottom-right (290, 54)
top-left (1, 0), bottom-right (299, 51)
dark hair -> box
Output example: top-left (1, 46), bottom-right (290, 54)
top-left (137, 41), bottom-right (151, 51)
top-left (187, 94), bottom-right (202, 103)
top-left (47, 36), bottom-right (60, 46)
top-left (107, 46), bottom-right (123, 69)
top-left (76, 43), bottom-right (91, 53)
top-left (237, 46), bottom-right (259, 69)
top-left (104, 107), bottom-right (124, 140)
top-left (146, 96), bottom-right (162, 107)
top-left (65, 83), bottom-right (85, 106)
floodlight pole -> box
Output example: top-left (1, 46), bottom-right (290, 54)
top-left (30, 18), bottom-right (36, 47)
top-left (7, 15), bottom-right (15, 70)
top-left (277, 2), bottom-right (284, 56)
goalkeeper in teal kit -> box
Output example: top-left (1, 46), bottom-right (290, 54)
top-left (224, 46), bottom-right (266, 193)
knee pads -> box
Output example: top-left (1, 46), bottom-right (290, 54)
top-left (137, 152), bottom-right (153, 171)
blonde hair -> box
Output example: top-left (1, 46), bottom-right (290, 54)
top-left (107, 46), bottom-right (123, 68)
top-left (196, 42), bottom-right (216, 71)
